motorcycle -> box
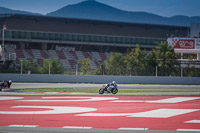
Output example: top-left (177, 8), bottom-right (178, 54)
top-left (0, 81), bottom-right (11, 91)
top-left (99, 85), bottom-right (118, 94)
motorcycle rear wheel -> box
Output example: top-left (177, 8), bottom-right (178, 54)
top-left (112, 89), bottom-right (118, 94)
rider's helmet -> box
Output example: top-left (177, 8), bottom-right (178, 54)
top-left (112, 81), bottom-right (116, 85)
top-left (8, 80), bottom-right (12, 85)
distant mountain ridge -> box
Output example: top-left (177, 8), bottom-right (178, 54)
top-left (46, 0), bottom-right (200, 27)
top-left (1, 0), bottom-right (200, 27)
top-left (0, 6), bottom-right (42, 15)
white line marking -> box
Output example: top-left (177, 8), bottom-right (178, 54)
top-left (8, 125), bottom-right (37, 127)
top-left (110, 100), bottom-right (146, 102)
top-left (185, 120), bottom-right (200, 123)
top-left (110, 97), bottom-right (200, 103)
top-left (77, 109), bottom-right (199, 118)
top-left (148, 97), bottom-right (200, 103)
top-left (177, 129), bottom-right (200, 131)
top-left (119, 128), bottom-right (148, 130)
top-left (62, 126), bottom-right (92, 129)
top-left (19, 96), bottom-right (118, 102)
top-left (44, 92), bottom-right (58, 94)
top-left (0, 97), bottom-right (24, 100)
top-left (0, 106), bottom-right (97, 114)
top-left (78, 113), bottom-right (130, 116)
top-left (128, 109), bottom-right (199, 118)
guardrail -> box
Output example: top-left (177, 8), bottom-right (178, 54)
top-left (0, 74), bottom-right (200, 85)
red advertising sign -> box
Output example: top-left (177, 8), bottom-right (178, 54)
top-left (167, 38), bottom-right (195, 49)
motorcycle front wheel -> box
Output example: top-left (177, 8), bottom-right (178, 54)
top-left (99, 88), bottom-right (104, 94)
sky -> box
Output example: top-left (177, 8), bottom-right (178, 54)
top-left (0, 0), bottom-right (199, 17)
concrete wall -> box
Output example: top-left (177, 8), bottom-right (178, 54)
top-left (0, 74), bottom-right (200, 85)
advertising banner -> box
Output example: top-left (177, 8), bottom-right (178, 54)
top-left (167, 38), bottom-right (195, 49)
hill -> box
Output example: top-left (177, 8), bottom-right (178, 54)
top-left (0, 6), bottom-right (42, 15)
top-left (47, 0), bottom-right (200, 26)
top-left (0, 0), bottom-right (199, 27)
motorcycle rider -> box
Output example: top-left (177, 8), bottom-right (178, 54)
top-left (106, 81), bottom-right (117, 92)
top-left (1, 80), bottom-right (12, 88)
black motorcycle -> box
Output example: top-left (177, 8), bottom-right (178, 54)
top-left (99, 85), bottom-right (118, 94)
top-left (0, 81), bottom-right (12, 91)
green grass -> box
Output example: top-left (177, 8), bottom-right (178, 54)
top-left (21, 88), bottom-right (99, 93)
top-left (20, 88), bottom-right (200, 93)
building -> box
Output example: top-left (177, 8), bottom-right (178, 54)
top-left (0, 14), bottom-right (190, 71)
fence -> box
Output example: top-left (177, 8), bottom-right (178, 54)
top-left (1, 63), bottom-right (200, 77)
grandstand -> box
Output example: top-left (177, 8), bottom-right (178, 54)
top-left (0, 14), bottom-right (189, 71)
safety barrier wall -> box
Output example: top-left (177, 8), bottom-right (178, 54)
top-left (0, 74), bottom-right (200, 85)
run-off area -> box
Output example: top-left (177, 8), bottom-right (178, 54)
top-left (0, 96), bottom-right (200, 131)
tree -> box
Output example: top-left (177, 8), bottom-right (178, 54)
top-left (150, 42), bottom-right (179, 76)
top-left (31, 59), bottom-right (41, 74)
top-left (40, 59), bottom-right (49, 74)
top-left (183, 55), bottom-right (200, 77)
top-left (41, 59), bottom-right (64, 74)
top-left (124, 45), bottom-right (147, 75)
top-left (79, 58), bottom-right (92, 75)
top-left (146, 49), bottom-right (158, 76)
top-left (124, 48), bottom-right (135, 75)
top-left (51, 59), bottom-right (64, 74)
top-left (105, 52), bottom-right (126, 75)
top-left (20, 59), bottom-right (40, 74)
top-left (95, 63), bottom-right (105, 75)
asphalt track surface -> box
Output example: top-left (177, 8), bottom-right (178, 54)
top-left (1, 83), bottom-right (200, 96)
top-left (0, 83), bottom-right (200, 133)
top-left (9, 83), bottom-right (200, 90)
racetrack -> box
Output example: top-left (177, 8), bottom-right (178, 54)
top-left (8, 83), bottom-right (200, 90)
top-left (0, 83), bottom-right (200, 133)
top-left (1, 83), bottom-right (200, 96)
top-left (0, 95), bottom-right (200, 133)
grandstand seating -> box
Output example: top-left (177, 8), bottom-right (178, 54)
top-left (15, 49), bottom-right (25, 59)
top-left (63, 51), bottom-right (75, 60)
top-left (76, 51), bottom-right (85, 60)
top-left (69, 51), bottom-right (78, 60)
top-left (56, 50), bottom-right (66, 59)
top-left (40, 50), bottom-right (49, 59)
top-left (91, 52), bottom-right (102, 61)
top-left (32, 49), bottom-right (42, 59)
top-left (48, 50), bottom-right (59, 59)
top-left (7, 45), bottom-right (110, 71)
top-left (26, 49), bottom-right (34, 58)
top-left (61, 59), bottom-right (71, 70)
top-left (68, 59), bottom-right (76, 69)
top-left (83, 51), bottom-right (91, 59)
top-left (90, 60), bottom-right (98, 70)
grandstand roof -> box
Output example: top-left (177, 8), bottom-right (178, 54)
top-left (0, 13), bottom-right (189, 40)
top-left (0, 13), bottom-right (189, 29)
